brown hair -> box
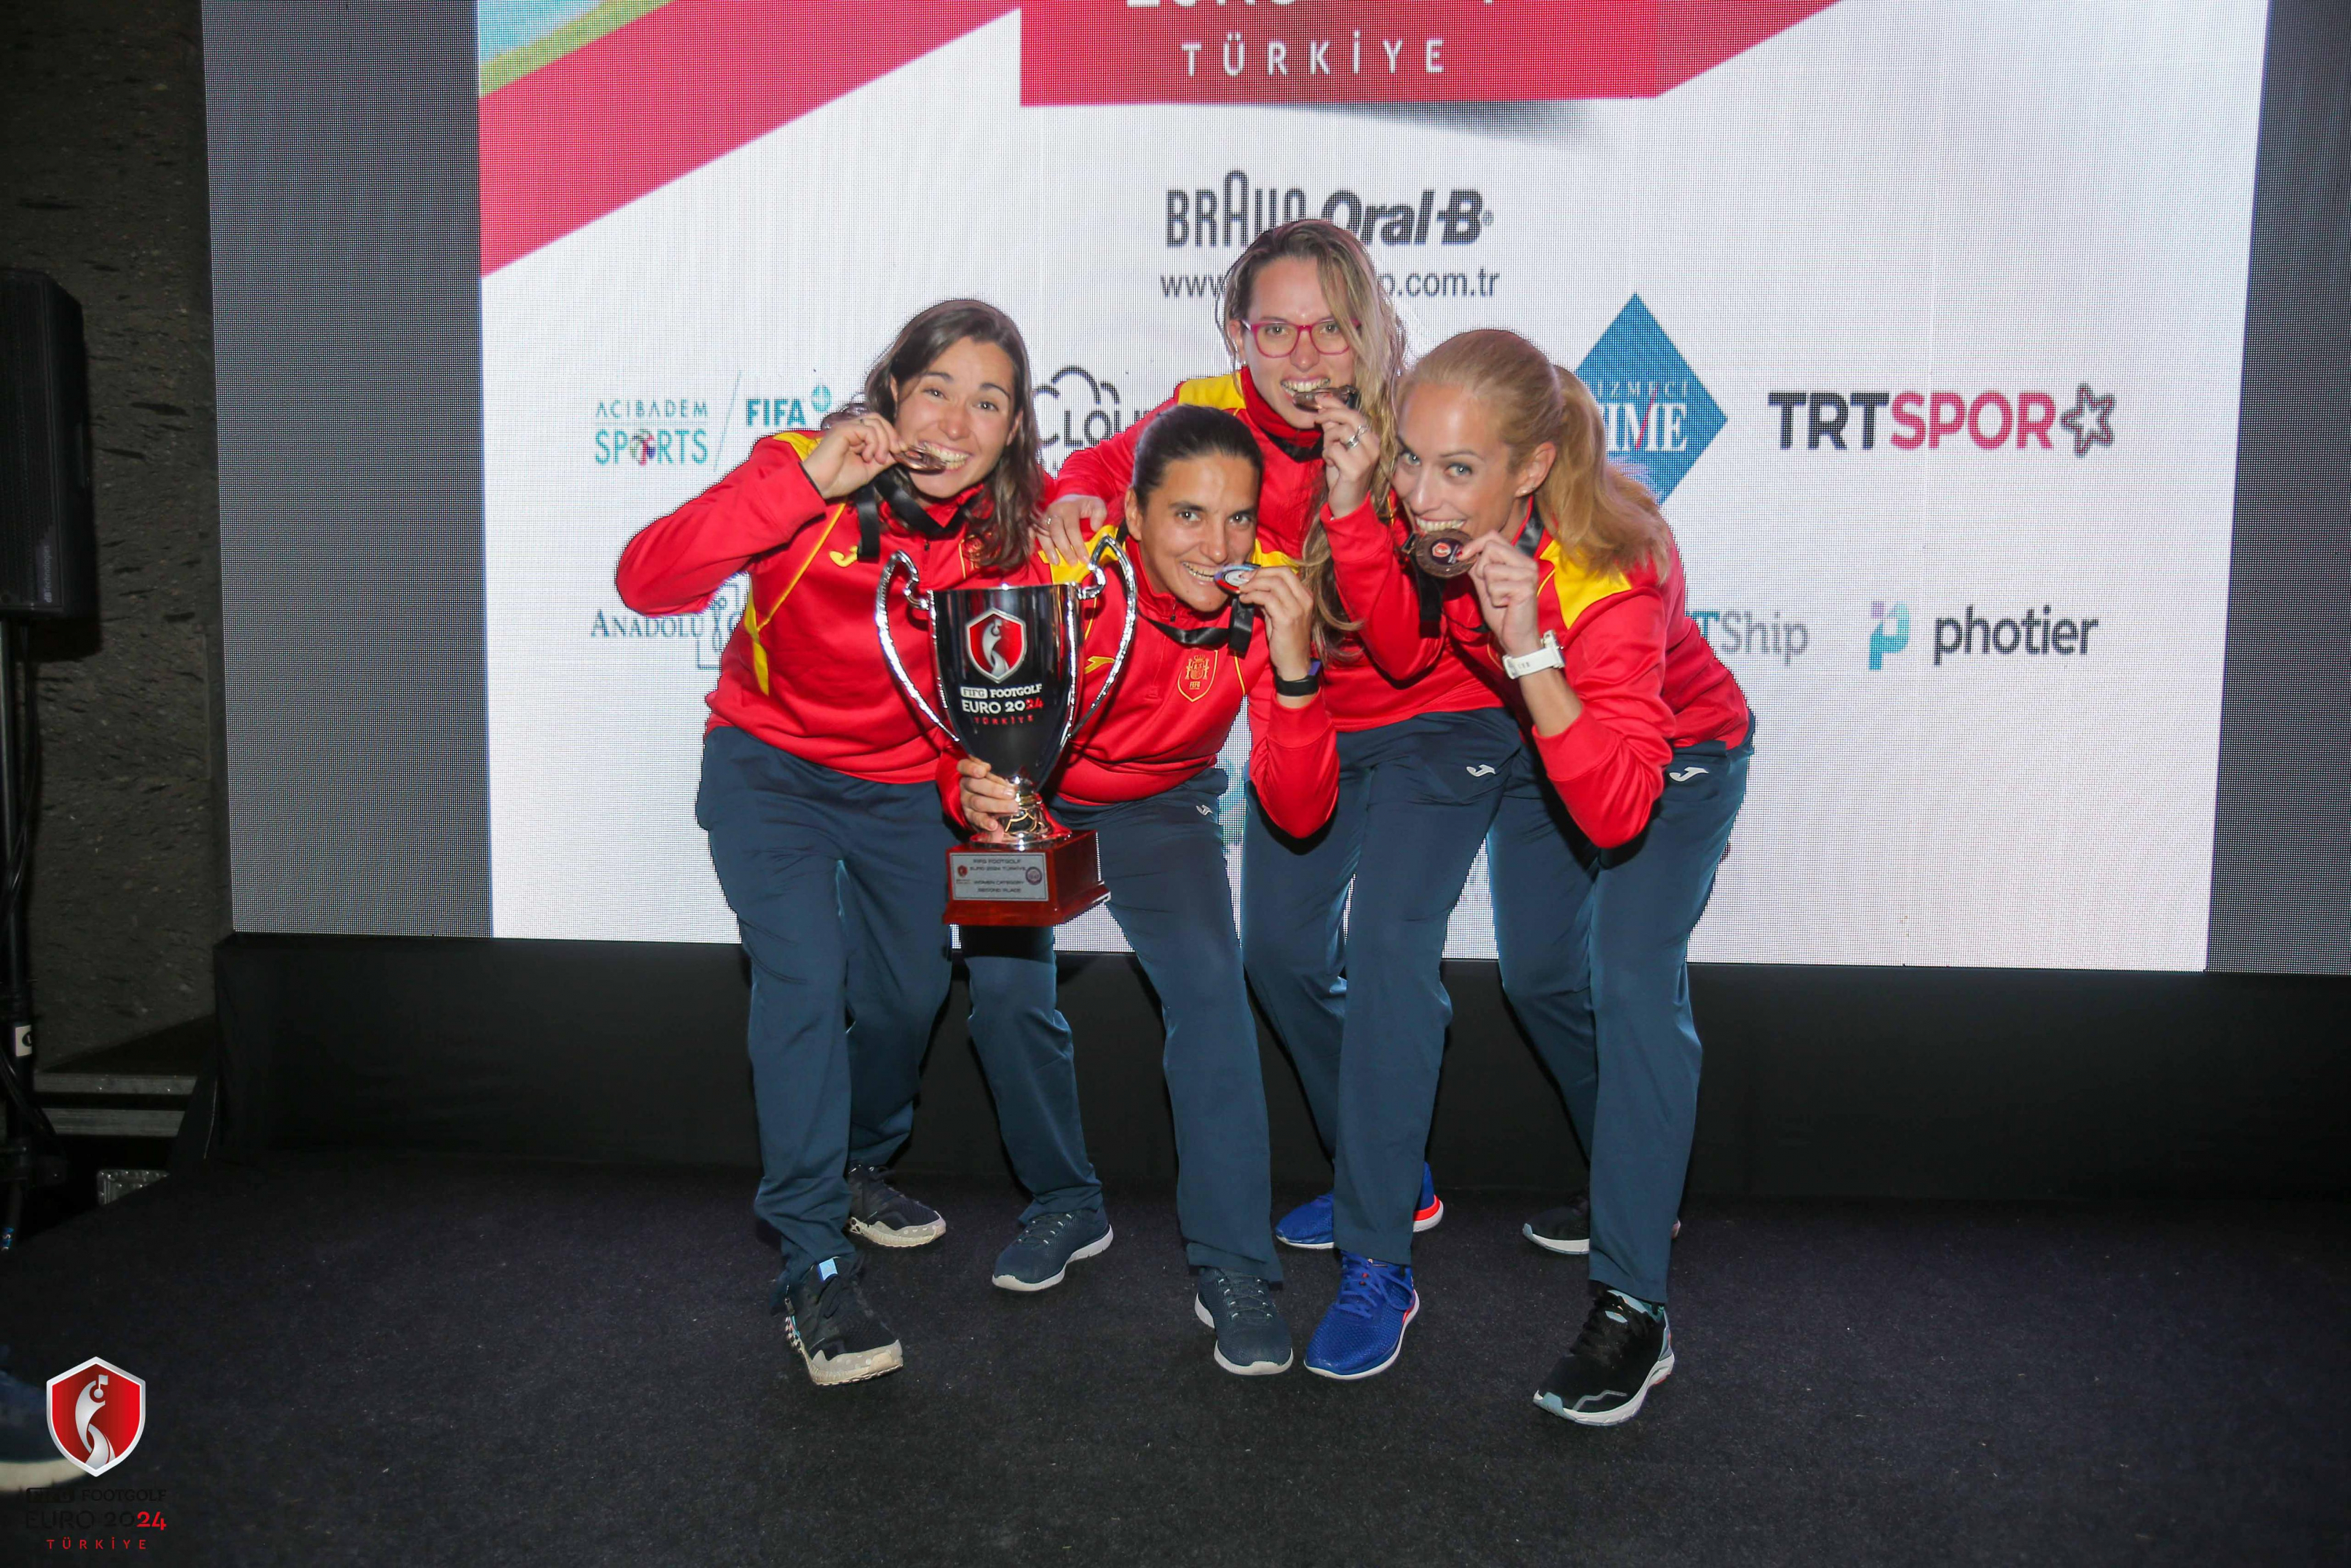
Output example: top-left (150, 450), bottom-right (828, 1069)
top-left (1130, 405), bottom-right (1264, 508)
top-left (841, 298), bottom-right (1042, 574)
top-left (1402, 329), bottom-right (1671, 580)
top-left (1218, 220), bottom-right (1406, 646)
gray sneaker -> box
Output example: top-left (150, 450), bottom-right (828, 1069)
top-left (1193, 1268), bottom-right (1294, 1375)
top-left (780, 1253), bottom-right (904, 1388)
top-left (990, 1208), bottom-right (1112, 1292)
top-left (846, 1163), bottom-right (945, 1248)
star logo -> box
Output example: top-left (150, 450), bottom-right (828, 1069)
top-left (2057, 383), bottom-right (2115, 458)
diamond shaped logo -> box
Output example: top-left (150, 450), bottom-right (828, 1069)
top-left (1573, 296), bottom-right (1724, 503)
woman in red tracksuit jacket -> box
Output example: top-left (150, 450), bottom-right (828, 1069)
top-left (613, 299), bottom-right (1041, 1390)
top-left (1047, 220), bottom-right (1500, 1381)
top-left (952, 405), bottom-right (1337, 1376)
top-left (1321, 328), bottom-right (1753, 1425)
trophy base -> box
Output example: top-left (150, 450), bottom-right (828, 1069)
top-left (943, 833), bottom-right (1108, 927)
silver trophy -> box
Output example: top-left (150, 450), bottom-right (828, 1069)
top-left (876, 542), bottom-right (1139, 924)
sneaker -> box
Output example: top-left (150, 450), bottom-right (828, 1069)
top-left (1533, 1287), bottom-right (1674, 1426)
top-left (1275, 1163), bottom-right (1443, 1250)
top-left (779, 1253), bottom-right (903, 1387)
top-left (1522, 1193), bottom-right (1682, 1257)
top-left (1303, 1253), bottom-right (1418, 1381)
top-left (1192, 1269), bottom-right (1293, 1376)
top-left (990, 1208), bottom-right (1112, 1293)
top-left (1, 1353), bottom-right (79, 1494)
top-left (846, 1162), bottom-right (945, 1248)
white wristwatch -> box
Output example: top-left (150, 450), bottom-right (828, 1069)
top-left (1500, 631), bottom-right (1564, 680)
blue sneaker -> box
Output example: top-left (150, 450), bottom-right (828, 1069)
top-left (1275, 1164), bottom-right (1442, 1250)
top-left (1304, 1253), bottom-right (1419, 1381)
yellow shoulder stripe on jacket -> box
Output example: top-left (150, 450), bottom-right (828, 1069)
top-left (1539, 538), bottom-right (1633, 633)
top-left (1048, 521), bottom-right (1126, 586)
top-left (1249, 545), bottom-right (1300, 569)
top-left (769, 430), bottom-right (822, 460)
top-left (1174, 372), bottom-right (1247, 412)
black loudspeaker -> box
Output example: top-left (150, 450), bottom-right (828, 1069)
top-left (0, 270), bottom-right (96, 620)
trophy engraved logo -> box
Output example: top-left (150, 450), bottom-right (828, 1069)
top-left (965, 608), bottom-right (1026, 684)
top-left (877, 544), bottom-right (1140, 926)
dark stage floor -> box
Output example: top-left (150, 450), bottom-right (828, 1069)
top-left (2, 1155), bottom-right (2346, 1565)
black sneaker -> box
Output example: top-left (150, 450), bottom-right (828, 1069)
top-left (1, 1352), bottom-right (79, 1494)
top-left (1522, 1192), bottom-right (1681, 1256)
top-left (846, 1162), bottom-right (945, 1248)
top-left (1533, 1287), bottom-right (1674, 1426)
top-left (990, 1207), bottom-right (1112, 1292)
top-left (779, 1253), bottom-right (903, 1387)
top-left (1192, 1269), bottom-right (1293, 1376)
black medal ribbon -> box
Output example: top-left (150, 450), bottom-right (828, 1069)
top-left (1514, 506), bottom-right (1548, 560)
top-left (1416, 571), bottom-right (1442, 639)
top-left (854, 465), bottom-right (983, 563)
top-left (1258, 422), bottom-right (1322, 464)
top-left (1145, 604), bottom-right (1254, 660)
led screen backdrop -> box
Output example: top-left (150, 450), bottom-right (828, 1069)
top-left (476, 0), bottom-right (2268, 969)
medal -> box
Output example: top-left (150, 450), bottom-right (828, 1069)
top-left (1214, 564), bottom-right (1258, 588)
top-left (1411, 528), bottom-right (1473, 579)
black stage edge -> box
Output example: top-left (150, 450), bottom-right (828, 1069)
top-left (213, 935), bottom-right (2351, 1201)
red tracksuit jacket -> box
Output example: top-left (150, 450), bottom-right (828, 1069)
top-left (614, 430), bottom-right (1000, 785)
top-left (1050, 371), bottom-right (1500, 735)
top-left (942, 532), bottom-right (1340, 839)
top-left (1325, 500), bottom-right (1750, 848)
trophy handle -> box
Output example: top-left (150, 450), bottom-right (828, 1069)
top-left (874, 550), bottom-right (953, 738)
top-left (1061, 536), bottom-right (1140, 757)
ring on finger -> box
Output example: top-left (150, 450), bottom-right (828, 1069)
top-left (1341, 428), bottom-right (1362, 450)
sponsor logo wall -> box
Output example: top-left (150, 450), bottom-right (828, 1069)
top-left (478, 0), bottom-right (2266, 970)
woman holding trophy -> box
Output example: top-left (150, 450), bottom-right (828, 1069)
top-left (1046, 219), bottom-right (1515, 1381)
top-left (614, 299), bottom-right (1044, 1388)
top-left (946, 405), bottom-right (1337, 1376)
top-left (1318, 328), bottom-right (1752, 1425)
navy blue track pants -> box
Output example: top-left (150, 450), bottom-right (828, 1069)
top-left (1488, 728), bottom-right (1751, 1303)
top-left (963, 768), bottom-right (1279, 1280)
top-left (1241, 707), bottom-right (1524, 1265)
top-left (695, 725), bottom-right (954, 1292)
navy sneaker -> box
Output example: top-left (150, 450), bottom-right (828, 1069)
top-left (779, 1254), bottom-right (903, 1388)
top-left (1303, 1253), bottom-right (1419, 1381)
top-left (1192, 1269), bottom-right (1293, 1376)
top-left (1275, 1163), bottom-right (1443, 1250)
top-left (1523, 1193), bottom-right (1682, 1256)
top-left (845, 1163), bottom-right (945, 1248)
top-left (990, 1207), bottom-right (1112, 1293)
top-left (1533, 1287), bottom-right (1674, 1426)
top-left (1, 1352), bottom-right (78, 1494)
